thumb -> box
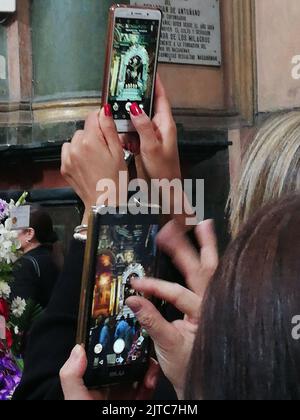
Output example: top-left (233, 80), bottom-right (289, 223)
top-left (60, 345), bottom-right (93, 401)
top-left (126, 296), bottom-right (178, 349)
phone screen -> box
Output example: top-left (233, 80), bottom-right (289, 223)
top-left (86, 222), bottom-right (159, 383)
top-left (108, 17), bottom-right (160, 120)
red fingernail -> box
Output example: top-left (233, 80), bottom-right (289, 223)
top-left (130, 103), bottom-right (142, 117)
top-left (104, 104), bottom-right (112, 117)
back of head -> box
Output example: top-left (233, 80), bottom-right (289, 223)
top-left (30, 207), bottom-right (58, 246)
top-left (186, 194), bottom-right (300, 400)
top-left (228, 111), bottom-right (300, 237)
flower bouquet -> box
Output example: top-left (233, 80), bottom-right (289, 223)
top-left (0, 193), bottom-right (42, 400)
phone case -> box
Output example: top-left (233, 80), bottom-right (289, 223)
top-left (76, 210), bottom-right (99, 346)
top-left (101, 4), bottom-right (162, 109)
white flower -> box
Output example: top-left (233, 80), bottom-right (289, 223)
top-left (0, 281), bottom-right (11, 299)
top-left (0, 218), bottom-right (20, 264)
top-left (11, 297), bottom-right (26, 318)
top-left (8, 199), bottom-right (15, 211)
top-left (4, 217), bottom-right (13, 231)
top-left (14, 326), bottom-right (19, 335)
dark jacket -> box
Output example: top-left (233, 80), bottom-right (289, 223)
top-left (12, 246), bottom-right (59, 309)
top-left (13, 240), bottom-right (85, 400)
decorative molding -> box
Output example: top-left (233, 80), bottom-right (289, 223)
top-left (173, 107), bottom-right (241, 131)
top-left (0, 128), bottom-right (231, 164)
top-left (0, 0), bottom-right (257, 133)
top-left (230, 0), bottom-right (257, 125)
top-left (32, 97), bottom-right (101, 124)
top-left (0, 100), bottom-right (31, 124)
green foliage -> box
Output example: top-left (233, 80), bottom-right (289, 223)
top-left (15, 192), bottom-right (28, 207)
top-left (0, 262), bottom-right (13, 283)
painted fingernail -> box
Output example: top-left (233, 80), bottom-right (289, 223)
top-left (104, 104), bottom-right (112, 117)
top-left (130, 102), bottom-right (142, 116)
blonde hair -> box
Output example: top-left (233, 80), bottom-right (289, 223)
top-left (228, 111), bottom-right (300, 237)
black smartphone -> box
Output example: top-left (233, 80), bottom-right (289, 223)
top-left (77, 206), bottom-right (160, 388)
top-left (102, 5), bottom-right (162, 132)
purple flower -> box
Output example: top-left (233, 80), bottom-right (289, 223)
top-left (0, 200), bottom-right (9, 222)
top-left (0, 350), bottom-right (22, 400)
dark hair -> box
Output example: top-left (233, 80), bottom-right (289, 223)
top-left (30, 207), bottom-right (58, 246)
top-left (186, 194), bottom-right (300, 400)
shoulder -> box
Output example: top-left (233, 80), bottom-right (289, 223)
top-left (13, 256), bottom-right (35, 273)
top-left (29, 247), bottom-right (51, 260)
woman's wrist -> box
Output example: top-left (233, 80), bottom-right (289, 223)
top-left (81, 208), bottom-right (91, 226)
top-left (81, 200), bottom-right (96, 225)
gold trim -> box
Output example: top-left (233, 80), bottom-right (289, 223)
top-left (0, 102), bottom-right (32, 125)
top-left (32, 98), bottom-right (101, 124)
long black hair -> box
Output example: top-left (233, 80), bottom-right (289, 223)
top-left (185, 195), bottom-right (300, 400)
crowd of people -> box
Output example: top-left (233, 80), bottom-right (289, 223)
top-left (91, 315), bottom-right (144, 365)
top-left (2, 75), bottom-right (300, 400)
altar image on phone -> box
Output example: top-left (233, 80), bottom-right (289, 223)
top-left (87, 223), bottom-right (158, 369)
top-left (108, 18), bottom-right (160, 118)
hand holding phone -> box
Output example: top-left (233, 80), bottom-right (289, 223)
top-left (102, 5), bottom-right (162, 133)
top-left (60, 345), bottom-right (160, 400)
top-left (76, 206), bottom-right (161, 388)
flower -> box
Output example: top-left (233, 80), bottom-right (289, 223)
top-left (0, 220), bottom-right (20, 264)
top-left (0, 282), bottom-right (11, 300)
top-left (0, 192), bottom-right (29, 400)
top-left (0, 299), bottom-right (9, 321)
top-left (8, 200), bottom-right (15, 212)
top-left (0, 351), bottom-right (22, 400)
top-left (5, 328), bottom-right (12, 349)
top-left (11, 298), bottom-right (26, 318)
top-left (0, 200), bottom-right (9, 222)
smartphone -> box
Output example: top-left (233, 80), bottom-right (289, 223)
top-left (77, 206), bottom-right (161, 388)
top-left (102, 5), bottom-right (162, 132)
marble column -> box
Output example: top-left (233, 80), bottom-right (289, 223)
top-left (31, 0), bottom-right (129, 126)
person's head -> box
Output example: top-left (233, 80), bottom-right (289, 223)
top-left (228, 111), bottom-right (300, 237)
top-left (186, 195), bottom-right (300, 400)
top-left (18, 207), bottom-right (57, 253)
